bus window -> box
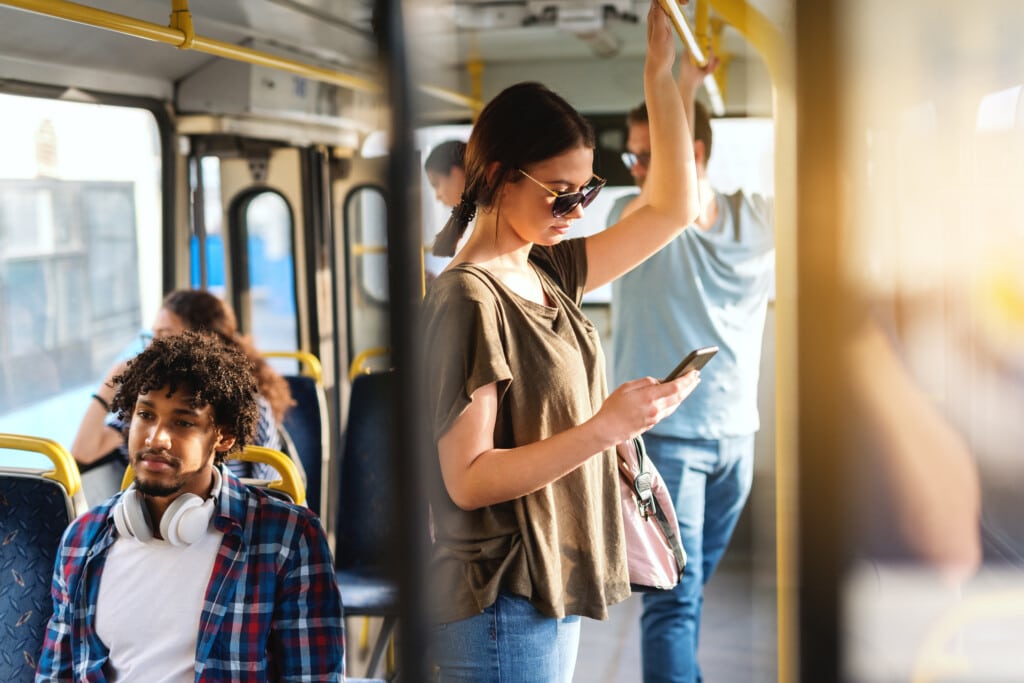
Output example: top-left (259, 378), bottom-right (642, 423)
top-left (344, 184), bottom-right (389, 370)
top-left (190, 156), bottom-right (226, 293)
top-left (353, 186), bottom-right (388, 304)
top-left (237, 191), bottom-right (298, 354)
top-left (0, 94), bottom-right (162, 463)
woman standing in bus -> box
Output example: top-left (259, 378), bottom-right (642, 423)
top-left (422, 2), bottom-right (699, 680)
top-left (424, 139), bottom-right (468, 209)
top-left (72, 289), bottom-right (293, 481)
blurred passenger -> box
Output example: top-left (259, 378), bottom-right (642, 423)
top-left (72, 289), bottom-right (293, 481)
top-left (37, 331), bottom-right (343, 681)
top-left (848, 310), bottom-right (981, 576)
top-left (424, 139), bottom-right (467, 209)
top-left (608, 52), bottom-right (775, 683)
top-left (422, 3), bottom-right (701, 680)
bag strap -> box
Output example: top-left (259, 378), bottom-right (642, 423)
top-left (633, 436), bottom-right (687, 576)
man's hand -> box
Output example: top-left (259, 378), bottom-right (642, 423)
top-left (678, 48), bottom-right (720, 100)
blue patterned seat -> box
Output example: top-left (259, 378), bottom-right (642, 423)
top-left (0, 474), bottom-right (74, 682)
top-left (281, 374), bottom-right (329, 519)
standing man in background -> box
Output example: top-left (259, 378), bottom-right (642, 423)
top-left (609, 52), bottom-right (775, 683)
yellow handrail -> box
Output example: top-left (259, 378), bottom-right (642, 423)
top-left (707, 0), bottom-right (788, 82)
top-left (121, 445), bottom-right (306, 506)
top-left (655, 0), bottom-right (725, 115)
top-left (0, 432), bottom-right (82, 498)
top-left (232, 446), bottom-right (306, 505)
top-left (264, 350), bottom-right (323, 384)
top-left (911, 589), bottom-right (1024, 682)
top-left (349, 347), bottom-right (390, 381)
top-left (0, 0), bottom-right (482, 110)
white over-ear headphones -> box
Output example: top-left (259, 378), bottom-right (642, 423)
top-left (113, 467), bottom-right (222, 546)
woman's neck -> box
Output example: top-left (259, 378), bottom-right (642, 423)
top-left (451, 214), bottom-right (548, 305)
top-left (453, 211), bottom-right (533, 271)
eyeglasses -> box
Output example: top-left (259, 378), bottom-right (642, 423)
top-left (621, 152), bottom-right (651, 170)
top-left (517, 169), bottom-right (607, 218)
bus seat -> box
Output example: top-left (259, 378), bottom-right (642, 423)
top-left (335, 370), bottom-right (403, 679)
top-left (265, 350), bottom-right (330, 520)
top-left (0, 433), bottom-right (81, 682)
top-left (121, 445), bottom-right (306, 506)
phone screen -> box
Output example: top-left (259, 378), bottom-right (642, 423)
top-left (662, 346), bottom-right (719, 382)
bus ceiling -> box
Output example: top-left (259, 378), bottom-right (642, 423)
top-left (0, 0), bottom-right (480, 126)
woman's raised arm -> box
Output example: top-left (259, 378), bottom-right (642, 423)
top-left (584, 0), bottom-right (700, 291)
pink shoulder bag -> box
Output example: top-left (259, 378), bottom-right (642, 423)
top-left (617, 435), bottom-right (687, 591)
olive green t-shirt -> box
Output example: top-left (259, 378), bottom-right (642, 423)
top-left (422, 238), bottom-right (630, 623)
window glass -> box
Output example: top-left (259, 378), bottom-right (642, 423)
top-left (345, 185), bottom-right (390, 371)
top-left (0, 95), bottom-right (162, 465)
top-left (243, 191), bottom-right (297, 354)
top-left (190, 156), bottom-right (225, 294)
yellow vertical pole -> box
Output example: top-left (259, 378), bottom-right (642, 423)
top-left (467, 58), bottom-right (485, 120)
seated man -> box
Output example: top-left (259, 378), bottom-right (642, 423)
top-left (37, 331), bottom-right (344, 682)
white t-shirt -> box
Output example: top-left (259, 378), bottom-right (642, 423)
top-left (96, 527), bottom-right (223, 682)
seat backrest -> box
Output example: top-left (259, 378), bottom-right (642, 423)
top-left (336, 371), bottom-right (396, 572)
top-left (280, 374), bottom-right (329, 519)
top-left (233, 445), bottom-right (307, 506)
top-left (0, 434), bottom-right (79, 682)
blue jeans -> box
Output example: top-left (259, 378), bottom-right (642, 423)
top-left (432, 590), bottom-right (581, 682)
top-left (640, 434), bottom-right (755, 683)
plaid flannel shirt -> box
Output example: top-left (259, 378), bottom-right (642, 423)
top-left (35, 468), bottom-right (345, 682)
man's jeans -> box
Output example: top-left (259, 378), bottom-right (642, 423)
top-left (640, 434), bottom-right (755, 683)
top-left (432, 590), bottom-right (581, 682)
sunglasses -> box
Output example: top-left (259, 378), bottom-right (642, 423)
top-left (621, 152), bottom-right (651, 170)
top-left (517, 169), bottom-right (607, 218)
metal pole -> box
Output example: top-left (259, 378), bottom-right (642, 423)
top-left (374, 0), bottom-right (432, 678)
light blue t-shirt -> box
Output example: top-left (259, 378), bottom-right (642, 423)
top-left (610, 190), bottom-right (775, 439)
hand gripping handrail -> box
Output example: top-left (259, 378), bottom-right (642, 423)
top-left (656, 0), bottom-right (726, 115)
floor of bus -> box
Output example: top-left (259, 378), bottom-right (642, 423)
top-left (574, 549), bottom-right (779, 682)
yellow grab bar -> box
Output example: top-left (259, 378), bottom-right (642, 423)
top-left (0, 432), bottom-right (82, 498)
top-left (232, 446), bottom-right (306, 506)
top-left (0, 0), bottom-right (482, 109)
top-left (655, 0), bottom-right (725, 115)
top-left (349, 347), bottom-right (390, 381)
top-left (264, 350), bottom-right (323, 384)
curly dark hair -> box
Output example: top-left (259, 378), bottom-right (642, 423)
top-left (110, 330), bottom-right (260, 464)
top-left (161, 289), bottom-right (295, 422)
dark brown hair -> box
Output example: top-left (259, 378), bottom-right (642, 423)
top-left (424, 140), bottom-right (467, 175)
top-left (431, 82), bottom-right (596, 257)
top-left (160, 290), bottom-right (294, 421)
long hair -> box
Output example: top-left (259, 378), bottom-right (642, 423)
top-left (431, 82), bottom-right (595, 256)
top-left (160, 290), bottom-right (294, 421)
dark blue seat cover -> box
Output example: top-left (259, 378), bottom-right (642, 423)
top-left (335, 370), bottom-right (399, 615)
top-left (281, 375), bottom-right (326, 518)
top-left (0, 476), bottom-right (73, 682)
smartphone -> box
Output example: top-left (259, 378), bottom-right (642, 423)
top-left (662, 346), bottom-right (719, 382)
